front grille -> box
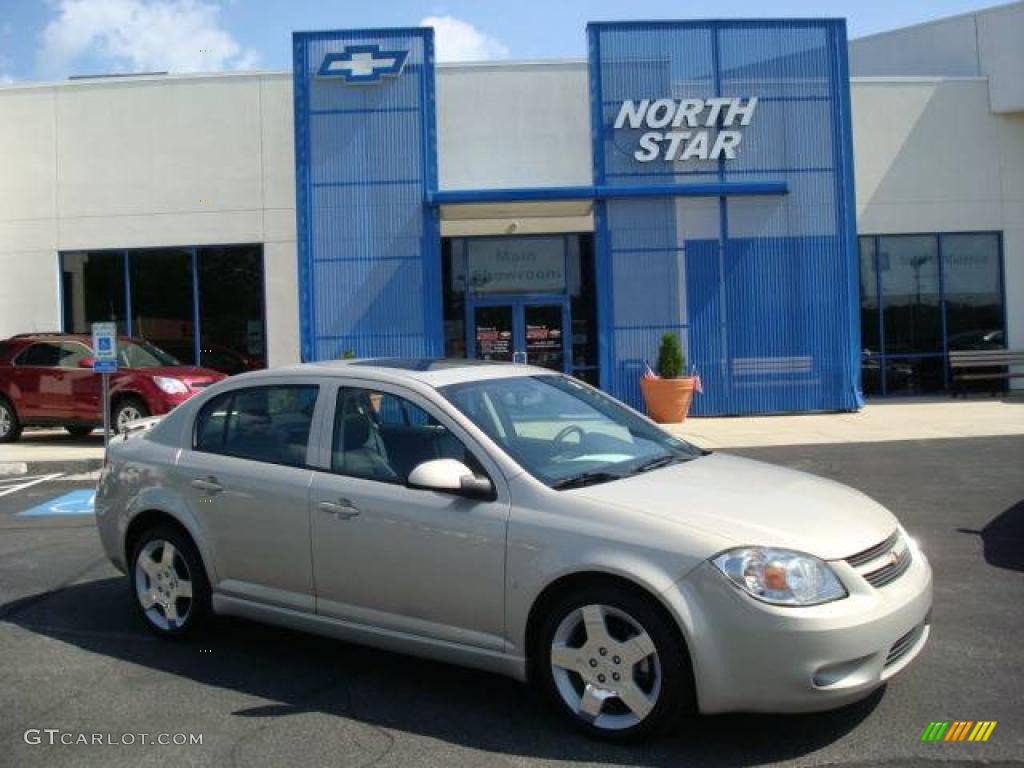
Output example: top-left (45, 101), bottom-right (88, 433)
top-left (189, 380), bottom-right (213, 389)
top-left (863, 545), bottom-right (913, 587)
top-left (845, 530), bottom-right (912, 588)
top-left (846, 530), bottom-right (900, 567)
top-left (885, 622), bottom-right (926, 667)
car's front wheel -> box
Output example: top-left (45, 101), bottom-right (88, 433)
top-left (0, 398), bottom-right (22, 443)
top-left (130, 526), bottom-right (210, 638)
top-left (536, 584), bottom-right (693, 740)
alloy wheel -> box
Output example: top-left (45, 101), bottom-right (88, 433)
top-left (0, 404), bottom-right (10, 438)
top-left (116, 404), bottom-right (143, 432)
top-left (550, 603), bottom-right (662, 731)
top-left (133, 539), bottom-right (194, 631)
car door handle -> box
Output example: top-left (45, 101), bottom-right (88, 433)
top-left (191, 476), bottom-right (224, 494)
top-left (318, 499), bottom-right (360, 520)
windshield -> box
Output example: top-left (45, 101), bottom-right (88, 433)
top-left (439, 374), bottom-right (705, 488)
top-left (117, 340), bottom-right (181, 368)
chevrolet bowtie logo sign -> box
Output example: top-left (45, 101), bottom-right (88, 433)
top-left (317, 44), bottom-right (409, 83)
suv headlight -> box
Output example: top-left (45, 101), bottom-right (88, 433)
top-left (154, 376), bottom-right (188, 395)
top-left (711, 547), bottom-right (847, 606)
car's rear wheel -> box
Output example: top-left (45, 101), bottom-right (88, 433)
top-left (536, 584), bottom-right (693, 740)
top-left (130, 525), bottom-right (210, 638)
top-left (113, 397), bottom-right (149, 433)
top-left (65, 425), bottom-right (94, 437)
top-left (0, 398), bottom-right (22, 443)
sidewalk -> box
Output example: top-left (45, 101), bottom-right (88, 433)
top-left (1, 397), bottom-right (1022, 474)
top-left (668, 396), bottom-right (1024, 449)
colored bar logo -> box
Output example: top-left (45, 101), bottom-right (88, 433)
top-left (921, 721), bottom-right (997, 742)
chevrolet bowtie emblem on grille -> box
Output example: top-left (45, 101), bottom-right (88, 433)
top-left (317, 44), bottom-right (409, 83)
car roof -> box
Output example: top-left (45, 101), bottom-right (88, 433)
top-left (234, 358), bottom-right (555, 388)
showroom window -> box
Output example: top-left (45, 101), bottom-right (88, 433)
top-left (61, 245), bottom-right (266, 375)
top-left (859, 233), bottom-right (1005, 396)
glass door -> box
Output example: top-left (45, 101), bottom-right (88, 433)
top-left (468, 298), bottom-right (570, 372)
top-left (522, 302), bottom-right (567, 372)
top-left (471, 304), bottom-right (515, 363)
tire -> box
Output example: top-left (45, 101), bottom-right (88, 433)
top-left (0, 397), bottom-right (22, 443)
top-left (129, 525), bottom-right (211, 639)
top-left (112, 397), bottom-right (149, 433)
top-left (65, 425), bottom-right (95, 437)
top-left (535, 583), bottom-right (694, 741)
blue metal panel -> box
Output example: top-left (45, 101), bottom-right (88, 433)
top-left (293, 28), bottom-right (441, 362)
top-left (426, 182), bottom-right (787, 205)
top-left (588, 19), bottom-right (861, 415)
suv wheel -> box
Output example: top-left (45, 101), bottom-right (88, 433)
top-left (535, 584), bottom-right (693, 740)
top-left (0, 398), bottom-right (22, 443)
top-left (113, 397), bottom-right (149, 433)
top-left (130, 526), bottom-right (211, 638)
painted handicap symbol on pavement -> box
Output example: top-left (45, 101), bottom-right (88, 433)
top-left (18, 490), bottom-right (96, 517)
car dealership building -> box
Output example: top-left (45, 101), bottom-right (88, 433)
top-left (0, 3), bottom-right (1021, 415)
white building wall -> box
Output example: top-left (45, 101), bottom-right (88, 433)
top-left (851, 76), bottom-right (1024, 371)
top-left (0, 72), bottom-right (301, 366)
top-left (436, 61), bottom-right (592, 191)
top-left (849, 1), bottom-right (1024, 113)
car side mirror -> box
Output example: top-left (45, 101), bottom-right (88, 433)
top-left (79, 357), bottom-right (96, 369)
top-left (407, 458), bottom-right (494, 500)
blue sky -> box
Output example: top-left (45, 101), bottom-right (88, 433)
top-left (0, 0), bottom-right (1009, 83)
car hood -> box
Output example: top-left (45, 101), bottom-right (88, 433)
top-left (569, 452), bottom-right (896, 561)
top-left (138, 366), bottom-right (225, 384)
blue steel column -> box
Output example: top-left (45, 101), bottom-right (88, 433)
top-left (292, 28), bottom-right (441, 361)
top-left (586, 28), bottom-right (614, 392)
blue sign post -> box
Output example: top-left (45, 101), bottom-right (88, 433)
top-left (91, 322), bottom-right (118, 451)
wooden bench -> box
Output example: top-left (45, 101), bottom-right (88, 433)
top-left (949, 349), bottom-right (1024, 397)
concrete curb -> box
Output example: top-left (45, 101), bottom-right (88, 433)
top-left (0, 459), bottom-right (103, 478)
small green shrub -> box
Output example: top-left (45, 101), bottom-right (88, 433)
top-left (341, 349), bottom-right (356, 359)
top-left (656, 333), bottom-right (686, 379)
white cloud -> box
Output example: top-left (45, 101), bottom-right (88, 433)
top-left (420, 15), bottom-right (509, 63)
top-left (39, 0), bottom-right (259, 77)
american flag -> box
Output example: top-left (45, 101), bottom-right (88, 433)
top-left (642, 361), bottom-right (660, 379)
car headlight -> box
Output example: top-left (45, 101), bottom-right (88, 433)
top-left (154, 376), bottom-right (188, 395)
top-left (711, 547), bottom-right (847, 606)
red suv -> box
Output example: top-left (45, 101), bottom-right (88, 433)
top-left (0, 333), bottom-right (226, 442)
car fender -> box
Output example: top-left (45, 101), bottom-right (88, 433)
top-left (120, 483), bottom-right (220, 586)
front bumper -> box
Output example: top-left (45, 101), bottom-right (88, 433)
top-left (666, 544), bottom-right (933, 714)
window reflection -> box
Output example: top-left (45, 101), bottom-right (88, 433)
top-left (61, 251), bottom-right (127, 335)
top-left (878, 235), bottom-right (941, 354)
top-left (59, 245), bottom-right (266, 376)
top-left (858, 233), bottom-right (1005, 397)
top-left (943, 233), bottom-right (1004, 351)
top-left (131, 249), bottom-right (196, 364)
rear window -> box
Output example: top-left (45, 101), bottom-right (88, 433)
top-left (194, 385), bottom-right (319, 468)
top-left (15, 342), bottom-right (63, 367)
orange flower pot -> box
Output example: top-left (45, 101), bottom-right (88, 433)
top-left (640, 376), bottom-right (696, 423)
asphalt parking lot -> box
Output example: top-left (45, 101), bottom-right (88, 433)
top-left (1, 436), bottom-right (1021, 768)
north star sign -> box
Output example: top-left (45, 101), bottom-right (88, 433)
top-left (614, 96), bottom-right (759, 162)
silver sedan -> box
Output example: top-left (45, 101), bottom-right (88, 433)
top-left (95, 359), bottom-right (932, 739)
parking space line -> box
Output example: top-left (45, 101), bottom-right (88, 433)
top-left (0, 473), bottom-right (64, 498)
